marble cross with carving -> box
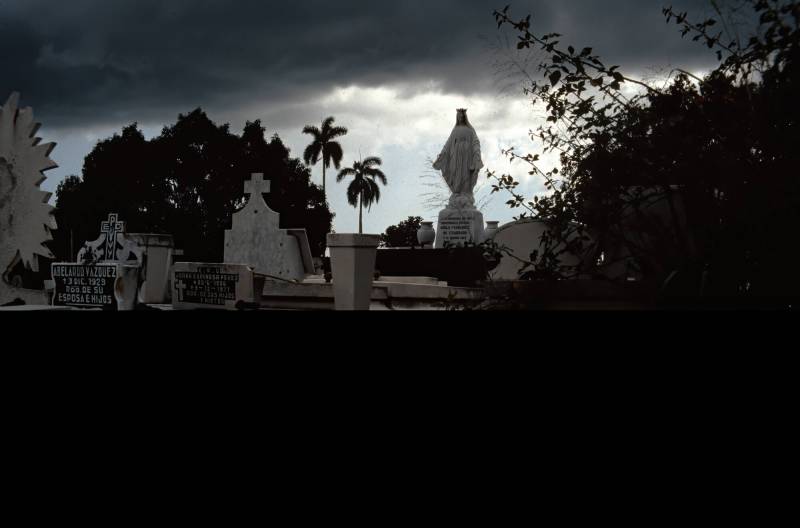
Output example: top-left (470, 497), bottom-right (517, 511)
top-left (101, 213), bottom-right (125, 260)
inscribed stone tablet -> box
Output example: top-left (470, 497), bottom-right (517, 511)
top-left (51, 263), bottom-right (118, 310)
top-left (172, 263), bottom-right (256, 311)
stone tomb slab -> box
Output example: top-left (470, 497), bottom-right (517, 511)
top-left (435, 209), bottom-right (485, 248)
top-left (172, 263), bottom-right (258, 311)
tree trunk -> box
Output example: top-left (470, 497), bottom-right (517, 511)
top-left (322, 163), bottom-right (326, 197)
top-left (359, 190), bottom-right (363, 234)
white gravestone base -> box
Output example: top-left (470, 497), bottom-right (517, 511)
top-left (435, 209), bottom-right (485, 248)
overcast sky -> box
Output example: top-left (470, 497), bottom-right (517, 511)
top-left (1, 0), bottom-right (732, 235)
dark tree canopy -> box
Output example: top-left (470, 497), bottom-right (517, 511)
top-left (491, 1), bottom-right (800, 300)
top-left (51, 109), bottom-right (333, 262)
top-left (381, 217), bottom-right (423, 248)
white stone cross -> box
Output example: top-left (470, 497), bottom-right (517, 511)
top-left (101, 213), bottom-right (125, 260)
top-left (244, 173), bottom-right (271, 197)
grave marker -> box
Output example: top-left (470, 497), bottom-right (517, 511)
top-left (50, 213), bottom-right (143, 310)
top-left (51, 263), bottom-right (118, 309)
top-left (224, 173), bottom-right (314, 282)
top-left (172, 262), bottom-right (260, 311)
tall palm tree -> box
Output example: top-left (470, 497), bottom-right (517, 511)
top-left (302, 117), bottom-right (348, 197)
top-left (337, 157), bottom-right (387, 234)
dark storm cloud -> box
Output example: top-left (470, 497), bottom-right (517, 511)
top-left (0, 0), bottom-right (739, 128)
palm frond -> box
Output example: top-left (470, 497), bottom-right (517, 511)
top-left (326, 142), bottom-right (344, 169)
top-left (336, 167), bottom-right (356, 182)
top-left (304, 143), bottom-right (322, 165)
top-left (321, 117), bottom-right (336, 134)
top-left (346, 181), bottom-right (361, 208)
top-left (364, 168), bottom-right (388, 186)
top-left (302, 125), bottom-right (321, 138)
top-left (366, 179), bottom-right (381, 210)
top-left (328, 126), bottom-right (349, 139)
top-left (362, 156), bottom-right (383, 168)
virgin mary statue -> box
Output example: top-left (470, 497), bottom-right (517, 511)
top-left (433, 109), bottom-right (484, 210)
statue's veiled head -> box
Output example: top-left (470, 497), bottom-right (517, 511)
top-left (456, 108), bottom-right (468, 126)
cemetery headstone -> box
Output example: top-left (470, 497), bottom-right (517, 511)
top-left (0, 92), bottom-right (58, 306)
top-left (50, 213), bottom-right (143, 310)
top-left (77, 213), bottom-right (143, 264)
top-left (172, 262), bottom-right (261, 311)
top-left (51, 262), bottom-right (120, 309)
top-left (224, 173), bottom-right (314, 281)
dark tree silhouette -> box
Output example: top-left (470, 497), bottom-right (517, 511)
top-left (52, 109), bottom-right (333, 262)
top-left (302, 116), bottom-right (348, 198)
top-left (336, 157), bottom-right (387, 234)
top-left (490, 1), bottom-right (800, 301)
top-left (381, 217), bottom-right (424, 248)
top-left (51, 175), bottom-right (92, 261)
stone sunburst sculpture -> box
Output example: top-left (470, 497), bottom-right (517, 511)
top-left (0, 92), bottom-right (58, 305)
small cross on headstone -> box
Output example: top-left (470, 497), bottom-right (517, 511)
top-left (174, 279), bottom-right (188, 302)
top-left (244, 173), bottom-right (271, 197)
top-left (101, 213), bottom-right (125, 260)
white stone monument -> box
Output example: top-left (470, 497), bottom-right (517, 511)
top-left (51, 212), bottom-right (144, 310)
top-left (0, 92), bottom-right (58, 306)
top-left (433, 109), bottom-right (485, 248)
top-left (224, 173), bottom-right (314, 282)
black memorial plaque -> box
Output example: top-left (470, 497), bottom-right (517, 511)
top-left (173, 267), bottom-right (241, 307)
top-left (52, 263), bottom-right (118, 309)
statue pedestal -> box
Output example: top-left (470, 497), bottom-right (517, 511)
top-left (435, 208), bottom-right (485, 248)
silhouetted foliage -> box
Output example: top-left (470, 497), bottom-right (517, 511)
top-left (336, 157), bottom-right (388, 234)
top-left (302, 116), bottom-right (348, 197)
top-left (52, 110), bottom-right (333, 261)
top-left (381, 216), bottom-right (423, 248)
top-left (491, 1), bottom-right (800, 300)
